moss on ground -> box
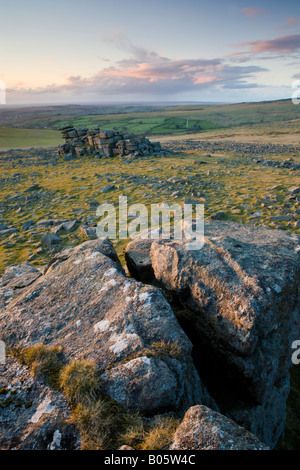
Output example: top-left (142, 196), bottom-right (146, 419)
top-left (0, 148), bottom-right (299, 276)
top-left (14, 344), bottom-right (65, 388)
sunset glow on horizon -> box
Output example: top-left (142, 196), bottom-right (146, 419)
top-left (1, 0), bottom-right (300, 105)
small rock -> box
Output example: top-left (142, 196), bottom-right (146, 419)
top-left (79, 225), bottom-right (97, 240)
top-left (99, 184), bottom-right (115, 193)
top-left (288, 187), bottom-right (300, 195)
top-left (25, 184), bottom-right (41, 192)
top-left (41, 233), bottom-right (62, 247)
top-left (0, 228), bottom-right (17, 237)
top-left (22, 220), bottom-right (35, 231)
top-left (210, 211), bottom-right (226, 220)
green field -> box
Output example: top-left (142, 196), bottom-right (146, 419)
top-left (0, 99), bottom-right (299, 150)
top-left (0, 127), bottom-right (63, 149)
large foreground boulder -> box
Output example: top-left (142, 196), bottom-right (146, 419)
top-left (170, 405), bottom-right (269, 450)
top-left (125, 222), bottom-right (300, 446)
top-left (0, 357), bottom-right (79, 450)
top-left (0, 262), bottom-right (42, 310)
top-left (0, 239), bottom-right (211, 416)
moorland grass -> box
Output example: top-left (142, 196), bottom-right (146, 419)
top-left (0, 127), bottom-right (63, 149)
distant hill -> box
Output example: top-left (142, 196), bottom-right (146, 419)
top-left (0, 99), bottom-right (299, 148)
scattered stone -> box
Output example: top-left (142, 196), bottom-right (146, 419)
top-left (62, 220), bottom-right (79, 232)
top-left (210, 211), bottom-right (226, 220)
top-left (89, 200), bottom-right (100, 209)
top-left (0, 228), bottom-right (17, 237)
top-left (99, 184), bottom-right (115, 193)
top-left (271, 215), bottom-right (293, 222)
top-left (51, 220), bottom-right (79, 235)
top-left (288, 187), bottom-right (300, 195)
top-left (51, 224), bottom-right (67, 235)
top-left (25, 184), bottom-right (41, 192)
top-left (79, 225), bottom-right (97, 240)
top-left (37, 219), bottom-right (69, 227)
top-left (22, 220), bottom-right (35, 231)
top-left (184, 198), bottom-right (200, 206)
top-left (40, 233), bottom-right (62, 247)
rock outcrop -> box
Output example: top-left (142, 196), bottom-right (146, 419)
top-left (170, 405), bottom-right (269, 450)
top-left (0, 238), bottom-right (210, 416)
top-left (58, 126), bottom-right (162, 160)
top-left (125, 221), bottom-right (300, 447)
top-left (0, 356), bottom-right (79, 450)
top-left (1, 220), bottom-right (299, 449)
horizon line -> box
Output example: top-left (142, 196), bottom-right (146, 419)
top-left (0, 97), bottom-right (292, 109)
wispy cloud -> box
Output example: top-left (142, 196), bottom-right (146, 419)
top-left (237, 33), bottom-right (300, 53)
top-left (275, 17), bottom-right (300, 30)
top-left (7, 40), bottom-right (267, 101)
top-left (286, 17), bottom-right (299, 26)
top-left (229, 33), bottom-right (300, 62)
top-left (240, 7), bottom-right (268, 18)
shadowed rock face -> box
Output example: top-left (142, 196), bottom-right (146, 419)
top-left (0, 238), bottom-right (210, 416)
top-left (170, 405), bottom-right (269, 450)
top-left (0, 357), bottom-right (79, 450)
top-left (125, 222), bottom-right (300, 447)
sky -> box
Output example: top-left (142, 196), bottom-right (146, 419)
top-left (1, 0), bottom-right (300, 105)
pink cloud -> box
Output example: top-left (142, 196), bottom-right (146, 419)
top-left (275, 17), bottom-right (299, 30)
top-left (286, 17), bottom-right (299, 26)
top-left (240, 7), bottom-right (267, 18)
top-left (7, 46), bottom-right (266, 99)
top-left (235, 33), bottom-right (300, 54)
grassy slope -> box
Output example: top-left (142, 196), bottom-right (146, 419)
top-left (0, 99), bottom-right (299, 142)
top-left (0, 127), bottom-right (63, 149)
